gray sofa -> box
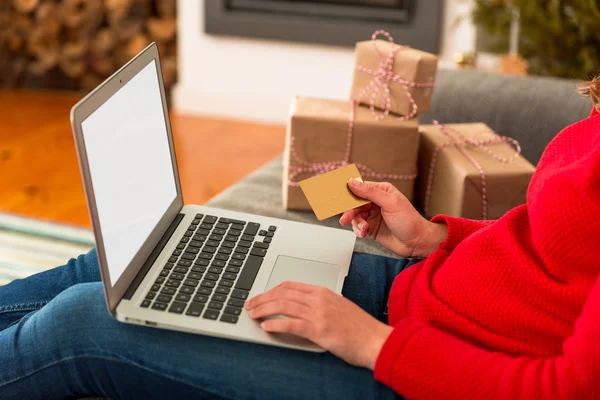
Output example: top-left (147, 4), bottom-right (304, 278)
top-left (206, 69), bottom-right (592, 258)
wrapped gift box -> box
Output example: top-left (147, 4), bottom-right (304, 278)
top-left (283, 96), bottom-right (419, 210)
top-left (416, 123), bottom-right (536, 220)
top-left (350, 39), bottom-right (438, 117)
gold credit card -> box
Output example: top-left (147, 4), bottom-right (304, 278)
top-left (299, 164), bottom-right (371, 220)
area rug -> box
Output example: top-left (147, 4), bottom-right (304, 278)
top-left (0, 212), bottom-right (95, 285)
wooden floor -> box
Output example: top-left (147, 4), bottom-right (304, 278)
top-left (0, 90), bottom-right (285, 228)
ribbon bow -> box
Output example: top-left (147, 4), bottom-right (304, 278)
top-left (354, 30), bottom-right (435, 120)
top-left (287, 30), bottom-right (433, 187)
top-left (424, 120), bottom-right (522, 220)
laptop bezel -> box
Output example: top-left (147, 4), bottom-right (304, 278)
top-left (70, 43), bottom-right (184, 314)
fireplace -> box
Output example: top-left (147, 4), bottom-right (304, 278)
top-left (204, 0), bottom-right (443, 53)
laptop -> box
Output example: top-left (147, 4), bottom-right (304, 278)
top-left (70, 43), bottom-right (355, 352)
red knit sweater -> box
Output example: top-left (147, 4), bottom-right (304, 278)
top-left (374, 107), bottom-right (600, 399)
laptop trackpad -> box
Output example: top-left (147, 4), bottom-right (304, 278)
top-left (265, 255), bottom-right (340, 291)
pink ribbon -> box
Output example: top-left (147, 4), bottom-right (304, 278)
top-left (424, 120), bottom-right (522, 220)
top-left (287, 30), bottom-right (433, 187)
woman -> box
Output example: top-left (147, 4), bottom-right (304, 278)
top-left (1, 80), bottom-right (599, 399)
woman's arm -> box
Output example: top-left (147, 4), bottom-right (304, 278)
top-left (374, 274), bottom-right (600, 399)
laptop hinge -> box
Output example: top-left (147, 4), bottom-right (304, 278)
top-left (123, 213), bottom-right (184, 300)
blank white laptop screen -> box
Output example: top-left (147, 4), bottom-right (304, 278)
top-left (81, 60), bottom-right (177, 287)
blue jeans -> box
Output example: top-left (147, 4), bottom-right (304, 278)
top-left (0, 249), bottom-right (417, 399)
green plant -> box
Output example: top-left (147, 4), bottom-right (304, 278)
top-left (472, 0), bottom-right (600, 79)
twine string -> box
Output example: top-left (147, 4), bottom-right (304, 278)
top-left (424, 120), bottom-right (522, 220)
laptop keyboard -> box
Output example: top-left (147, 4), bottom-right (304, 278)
top-left (139, 214), bottom-right (276, 324)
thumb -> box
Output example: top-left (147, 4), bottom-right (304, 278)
top-left (348, 179), bottom-right (396, 210)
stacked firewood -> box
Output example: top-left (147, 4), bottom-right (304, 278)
top-left (0, 0), bottom-right (176, 93)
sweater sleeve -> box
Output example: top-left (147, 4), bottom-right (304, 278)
top-left (430, 215), bottom-right (497, 251)
top-left (373, 275), bottom-right (600, 400)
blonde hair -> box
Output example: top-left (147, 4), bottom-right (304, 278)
top-left (577, 76), bottom-right (600, 111)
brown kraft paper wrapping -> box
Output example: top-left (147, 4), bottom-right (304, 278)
top-left (283, 96), bottom-right (419, 210)
top-left (350, 39), bottom-right (438, 117)
top-left (416, 123), bottom-right (536, 220)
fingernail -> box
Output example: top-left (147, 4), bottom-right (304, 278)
top-left (358, 223), bottom-right (363, 230)
top-left (348, 177), bottom-right (361, 185)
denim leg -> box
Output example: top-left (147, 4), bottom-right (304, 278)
top-left (0, 249), bottom-right (101, 331)
top-left (0, 252), bottom-right (413, 399)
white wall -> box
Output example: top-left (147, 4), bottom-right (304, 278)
top-left (174, 0), bottom-right (476, 124)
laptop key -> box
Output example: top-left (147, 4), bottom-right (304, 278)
top-left (216, 286), bottom-right (230, 295)
top-left (214, 254), bottom-right (229, 261)
top-left (170, 272), bottom-right (185, 281)
top-left (172, 249), bottom-right (182, 256)
top-left (182, 253), bottom-right (195, 260)
top-left (241, 234), bottom-right (254, 242)
top-left (185, 247), bottom-right (199, 254)
top-left (165, 280), bottom-right (180, 288)
top-left (157, 294), bottom-right (173, 303)
top-left (195, 231), bottom-right (209, 238)
top-left (220, 314), bottom-right (238, 324)
top-left (184, 231), bottom-right (193, 237)
top-left (193, 294), bottom-right (209, 303)
top-left (224, 306), bottom-right (242, 316)
top-left (186, 302), bottom-right (204, 317)
top-left (224, 235), bottom-right (238, 242)
top-left (268, 226), bottom-right (277, 232)
top-left (206, 240), bottom-right (220, 247)
top-left (229, 260), bottom-right (243, 267)
top-left (180, 237), bottom-right (189, 243)
top-left (230, 219), bottom-right (246, 225)
top-left (146, 292), bottom-right (156, 300)
top-left (263, 237), bottom-right (272, 244)
top-left (232, 253), bottom-right (246, 261)
top-left (225, 266), bottom-right (240, 274)
top-left (210, 234), bottom-right (223, 242)
top-left (200, 223), bottom-right (213, 230)
top-left (230, 224), bottom-right (244, 231)
top-left (266, 232), bottom-right (274, 238)
top-left (176, 293), bottom-right (191, 302)
top-left (168, 301), bottom-right (187, 314)
top-left (223, 272), bottom-right (236, 281)
top-left (161, 287), bottom-right (176, 295)
top-left (141, 299), bottom-right (151, 308)
top-left (221, 241), bottom-right (235, 249)
top-left (195, 213), bottom-right (204, 219)
top-left (219, 279), bottom-right (234, 288)
top-left (250, 248), bottom-right (267, 257)
top-left (237, 240), bottom-right (252, 248)
top-left (254, 242), bottom-right (269, 249)
top-left (243, 223), bottom-right (260, 236)
top-left (203, 309), bottom-right (219, 320)
top-left (188, 240), bottom-right (203, 248)
top-left (209, 266), bottom-right (223, 274)
top-left (179, 286), bottom-right (194, 295)
top-left (155, 277), bottom-right (165, 284)
top-left (159, 270), bottom-right (169, 277)
top-left (231, 289), bottom-right (249, 300)
top-left (228, 230), bottom-right (241, 237)
top-left (191, 218), bottom-right (201, 225)
top-left (235, 255), bottom-right (263, 290)
top-left (208, 301), bottom-right (224, 310)
top-left (168, 256), bottom-right (178, 263)
top-left (216, 223), bottom-right (228, 230)
top-left (176, 243), bottom-right (186, 250)
top-left (202, 246), bottom-right (216, 254)
top-left (183, 279), bottom-right (199, 287)
top-left (198, 252), bottom-right (213, 260)
top-left (195, 259), bottom-right (209, 266)
top-left (152, 302), bottom-right (168, 311)
top-left (258, 230), bottom-right (267, 236)
top-left (188, 272), bottom-right (203, 280)
top-left (197, 287), bottom-right (212, 295)
top-left (205, 273), bottom-right (219, 281)
top-left (218, 247), bottom-right (232, 255)
top-left (218, 218), bottom-right (231, 224)
top-left (203, 215), bottom-right (218, 224)
top-left (177, 260), bottom-right (192, 267)
top-left (228, 298), bottom-right (245, 308)
top-left (201, 280), bottom-right (216, 288)
top-left (174, 267), bottom-right (188, 274)
top-left (213, 228), bottom-right (227, 236)
top-left (212, 294), bottom-right (227, 302)
top-left (234, 247), bottom-right (249, 255)
top-left (151, 284), bottom-right (161, 292)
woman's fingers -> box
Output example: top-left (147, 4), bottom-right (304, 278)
top-left (246, 281), bottom-right (313, 310)
top-left (339, 203), bottom-right (372, 225)
top-left (248, 298), bottom-right (312, 320)
top-left (351, 215), bottom-right (369, 238)
top-left (260, 317), bottom-right (314, 339)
